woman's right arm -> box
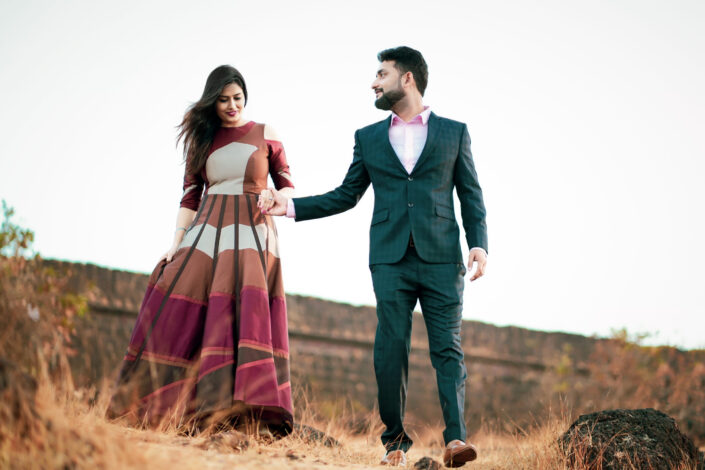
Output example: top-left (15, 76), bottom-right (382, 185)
top-left (164, 166), bottom-right (205, 262)
top-left (161, 207), bottom-right (197, 262)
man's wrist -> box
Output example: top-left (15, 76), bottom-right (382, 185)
top-left (286, 199), bottom-right (296, 218)
top-left (469, 247), bottom-right (487, 257)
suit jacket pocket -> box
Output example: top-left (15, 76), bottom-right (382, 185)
top-left (435, 204), bottom-right (455, 220)
top-left (371, 208), bottom-right (389, 226)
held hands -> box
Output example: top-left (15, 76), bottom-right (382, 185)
top-left (257, 188), bottom-right (276, 213)
top-left (258, 188), bottom-right (288, 216)
top-left (468, 248), bottom-right (487, 282)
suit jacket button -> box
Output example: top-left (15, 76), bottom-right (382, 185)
top-left (408, 202), bottom-right (414, 208)
top-left (408, 176), bottom-right (413, 181)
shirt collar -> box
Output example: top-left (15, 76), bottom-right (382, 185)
top-left (391, 106), bottom-right (431, 126)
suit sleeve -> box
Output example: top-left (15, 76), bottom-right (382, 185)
top-left (293, 130), bottom-right (371, 221)
top-left (454, 124), bottom-right (488, 253)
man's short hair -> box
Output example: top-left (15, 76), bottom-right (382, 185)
top-left (377, 46), bottom-right (429, 96)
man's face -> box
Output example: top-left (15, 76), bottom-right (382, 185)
top-left (371, 60), bottom-right (405, 110)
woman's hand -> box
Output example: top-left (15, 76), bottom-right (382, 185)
top-left (160, 241), bottom-right (180, 263)
top-left (258, 188), bottom-right (276, 213)
top-left (159, 208), bottom-right (195, 263)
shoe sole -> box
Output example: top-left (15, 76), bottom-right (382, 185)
top-left (444, 446), bottom-right (478, 467)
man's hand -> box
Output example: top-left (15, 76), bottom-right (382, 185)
top-left (264, 188), bottom-right (289, 216)
top-left (468, 248), bottom-right (487, 282)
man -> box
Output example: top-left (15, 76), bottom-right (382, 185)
top-left (265, 46), bottom-right (487, 467)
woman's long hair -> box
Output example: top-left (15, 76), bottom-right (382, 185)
top-left (177, 65), bottom-right (248, 175)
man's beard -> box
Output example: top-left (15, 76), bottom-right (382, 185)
top-left (374, 87), bottom-right (405, 110)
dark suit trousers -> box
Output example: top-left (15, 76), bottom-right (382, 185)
top-left (370, 245), bottom-right (468, 452)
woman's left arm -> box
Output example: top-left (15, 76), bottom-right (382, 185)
top-left (260, 123), bottom-right (295, 212)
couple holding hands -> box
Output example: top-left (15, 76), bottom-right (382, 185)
top-left (109, 46), bottom-right (488, 468)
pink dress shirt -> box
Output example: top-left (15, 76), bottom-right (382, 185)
top-left (389, 106), bottom-right (432, 174)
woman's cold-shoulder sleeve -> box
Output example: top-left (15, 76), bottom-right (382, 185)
top-left (180, 168), bottom-right (205, 210)
top-left (264, 124), bottom-right (294, 190)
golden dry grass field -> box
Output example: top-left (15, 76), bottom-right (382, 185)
top-left (0, 374), bottom-right (588, 470)
top-left (6, 374), bottom-right (660, 470)
top-left (4, 372), bottom-right (705, 470)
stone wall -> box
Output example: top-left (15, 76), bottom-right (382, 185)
top-left (54, 260), bottom-right (597, 433)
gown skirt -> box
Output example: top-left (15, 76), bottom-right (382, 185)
top-left (109, 192), bottom-right (293, 431)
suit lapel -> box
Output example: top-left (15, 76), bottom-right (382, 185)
top-left (411, 112), bottom-right (439, 175)
top-left (373, 116), bottom-right (408, 174)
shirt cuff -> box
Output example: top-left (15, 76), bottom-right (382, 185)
top-left (286, 199), bottom-right (296, 218)
top-left (469, 247), bottom-right (487, 257)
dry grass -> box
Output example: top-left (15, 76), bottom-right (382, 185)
top-left (1, 377), bottom-right (388, 469)
top-left (2, 369), bottom-right (704, 469)
top-left (0, 371), bottom-right (569, 470)
top-left (471, 417), bottom-right (571, 469)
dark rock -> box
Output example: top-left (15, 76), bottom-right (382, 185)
top-left (199, 430), bottom-right (250, 451)
top-left (413, 456), bottom-right (443, 470)
top-left (559, 408), bottom-right (702, 470)
top-left (292, 423), bottom-right (341, 447)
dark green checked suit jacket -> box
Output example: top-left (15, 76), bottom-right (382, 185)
top-left (293, 112), bottom-right (488, 265)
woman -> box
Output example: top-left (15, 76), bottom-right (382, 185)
top-left (108, 65), bottom-right (294, 434)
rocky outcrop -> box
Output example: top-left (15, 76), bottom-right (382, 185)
top-left (559, 408), bottom-right (703, 470)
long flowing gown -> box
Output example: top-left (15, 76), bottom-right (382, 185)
top-left (108, 122), bottom-right (294, 431)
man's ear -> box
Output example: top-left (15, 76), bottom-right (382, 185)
top-left (402, 71), bottom-right (415, 89)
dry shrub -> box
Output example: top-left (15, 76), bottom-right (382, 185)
top-left (0, 201), bottom-right (89, 388)
top-left (0, 201), bottom-right (132, 468)
top-left (0, 375), bottom-right (149, 469)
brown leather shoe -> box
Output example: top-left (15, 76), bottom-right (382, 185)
top-left (380, 449), bottom-right (407, 466)
top-left (443, 440), bottom-right (477, 467)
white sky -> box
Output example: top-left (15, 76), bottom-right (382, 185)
top-left (1, 0), bottom-right (704, 349)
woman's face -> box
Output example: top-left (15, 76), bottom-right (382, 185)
top-left (215, 83), bottom-right (246, 127)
